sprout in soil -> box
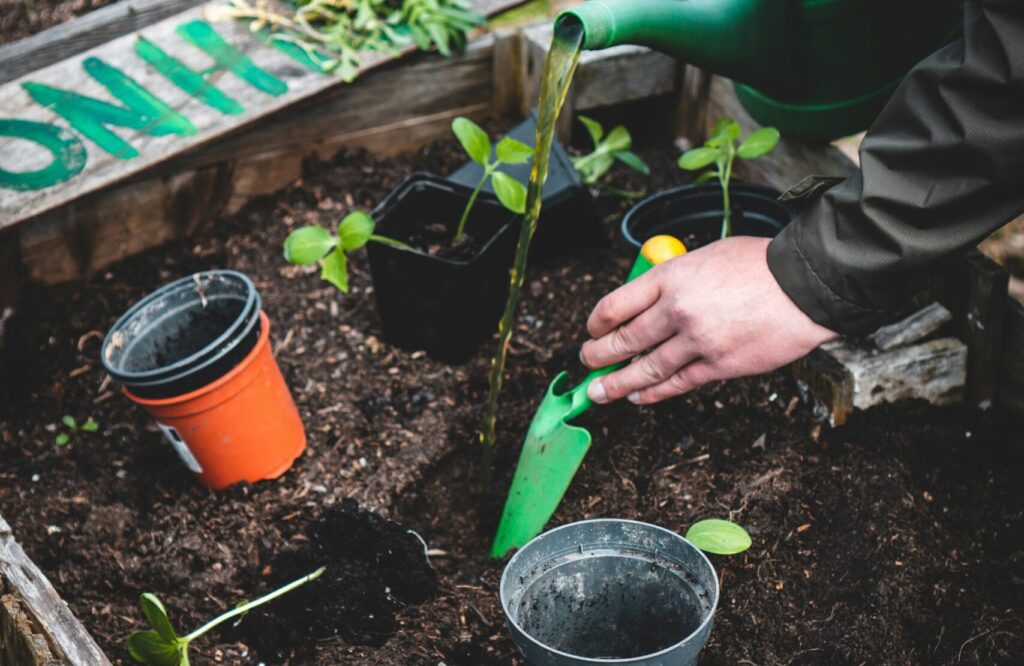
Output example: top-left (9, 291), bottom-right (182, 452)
top-left (283, 210), bottom-right (411, 292)
top-left (127, 567), bottom-right (325, 665)
top-left (450, 116), bottom-right (532, 239)
top-left (685, 518), bottom-right (752, 556)
top-left (571, 115), bottom-right (649, 185)
top-left (55, 414), bottom-right (99, 446)
top-left (677, 117), bottom-right (780, 238)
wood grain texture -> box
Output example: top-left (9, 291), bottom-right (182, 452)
top-left (869, 302), bottom-right (952, 351)
top-left (0, 0), bottom-right (523, 227)
top-left (0, 0), bottom-right (207, 85)
top-left (0, 515), bottom-right (111, 665)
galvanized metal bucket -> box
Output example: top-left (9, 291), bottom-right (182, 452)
top-left (500, 519), bottom-right (719, 666)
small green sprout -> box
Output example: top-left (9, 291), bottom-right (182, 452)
top-left (685, 518), bottom-right (752, 556)
top-left (55, 414), bottom-right (99, 446)
top-left (450, 116), bottom-right (532, 239)
top-left (283, 211), bottom-right (411, 292)
top-left (127, 567), bottom-right (325, 666)
top-left (677, 117), bottom-right (780, 238)
top-left (571, 115), bottom-right (649, 185)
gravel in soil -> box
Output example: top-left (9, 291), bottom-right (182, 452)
top-left (0, 120), bottom-right (1022, 665)
top-left (0, 0), bottom-right (117, 46)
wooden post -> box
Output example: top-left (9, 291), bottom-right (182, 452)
top-left (962, 252), bottom-right (1010, 406)
top-left (998, 296), bottom-right (1024, 416)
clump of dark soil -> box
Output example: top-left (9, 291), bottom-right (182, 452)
top-left (0, 0), bottom-right (117, 46)
top-left (238, 499), bottom-right (436, 661)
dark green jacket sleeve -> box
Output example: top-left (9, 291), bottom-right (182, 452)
top-left (767, 0), bottom-right (1024, 336)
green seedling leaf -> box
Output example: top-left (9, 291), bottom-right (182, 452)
top-left (452, 117), bottom-right (491, 164)
top-left (737, 127), bottom-right (781, 159)
top-left (127, 630), bottom-right (182, 666)
top-left (490, 171), bottom-right (527, 214)
top-left (577, 115), bottom-right (604, 146)
top-left (284, 226), bottom-right (336, 265)
top-left (710, 117), bottom-right (741, 140)
top-left (496, 137), bottom-right (533, 165)
top-left (580, 153), bottom-right (615, 184)
top-left (320, 248), bottom-right (349, 293)
top-left (603, 125), bottom-right (631, 153)
top-left (693, 170), bottom-right (720, 185)
top-left (55, 433), bottom-right (70, 446)
top-left (62, 415), bottom-right (76, 429)
top-left (613, 150), bottom-right (650, 175)
top-left (80, 418), bottom-right (99, 433)
top-left (338, 211), bottom-right (375, 250)
top-left (685, 519), bottom-right (752, 555)
top-left (678, 146), bottom-right (721, 171)
top-left (139, 593), bottom-right (178, 643)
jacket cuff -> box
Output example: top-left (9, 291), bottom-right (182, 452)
top-left (766, 222), bottom-right (891, 337)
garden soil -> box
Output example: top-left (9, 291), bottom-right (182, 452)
top-left (0, 0), bottom-right (117, 46)
top-left (1, 123), bottom-right (1021, 665)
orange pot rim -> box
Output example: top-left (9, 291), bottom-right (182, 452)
top-left (127, 311), bottom-right (271, 407)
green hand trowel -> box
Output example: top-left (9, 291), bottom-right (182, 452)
top-left (491, 235), bottom-right (687, 558)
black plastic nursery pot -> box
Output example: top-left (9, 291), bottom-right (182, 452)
top-left (367, 173), bottom-right (519, 364)
top-left (447, 113), bottom-right (605, 260)
top-left (501, 519), bottom-right (719, 666)
top-left (621, 182), bottom-right (792, 251)
top-left (101, 271), bottom-right (306, 489)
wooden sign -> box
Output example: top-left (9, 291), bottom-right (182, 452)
top-left (0, 0), bottom-right (519, 227)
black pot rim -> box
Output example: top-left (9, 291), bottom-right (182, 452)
top-left (101, 270), bottom-right (259, 383)
top-left (621, 182), bottom-right (787, 249)
top-left (371, 172), bottom-right (520, 268)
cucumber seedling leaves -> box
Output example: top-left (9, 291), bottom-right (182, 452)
top-left (571, 115), bottom-right (649, 185)
top-left (677, 117), bottom-right (780, 238)
top-left (55, 414), bottom-right (99, 446)
top-left (685, 519), bottom-right (752, 556)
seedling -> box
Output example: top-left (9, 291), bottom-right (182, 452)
top-left (571, 115), bottom-right (649, 185)
top-left (450, 117), bottom-right (531, 239)
top-left (685, 518), bottom-right (752, 555)
top-left (55, 414), bottom-right (98, 446)
top-left (283, 210), bottom-right (411, 292)
top-left (677, 117), bottom-right (780, 238)
top-left (127, 567), bottom-right (324, 665)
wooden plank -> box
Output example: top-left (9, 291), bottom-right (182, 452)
top-left (998, 296), bottom-right (1024, 415)
top-left (0, 0), bottom-right (522, 228)
top-left (0, 0), bottom-right (207, 85)
top-left (491, 27), bottom-right (524, 117)
top-left (868, 302), bottom-right (952, 351)
top-left (0, 515), bottom-right (111, 665)
top-left (792, 347), bottom-right (854, 426)
top-left (962, 252), bottom-right (1010, 406)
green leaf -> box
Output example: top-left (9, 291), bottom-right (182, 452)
top-left (737, 127), bottom-right (781, 159)
top-left (62, 415), bottom-right (76, 429)
top-left (710, 117), bottom-right (741, 140)
top-left (55, 433), bottom-right (70, 446)
top-left (603, 125), bottom-right (632, 153)
top-left (677, 147), bottom-right (721, 171)
top-left (139, 594), bottom-right (178, 643)
top-left (337, 211), bottom-right (375, 250)
top-left (451, 117), bottom-right (491, 165)
top-left (80, 419), bottom-right (99, 433)
top-left (693, 170), bottom-right (720, 185)
top-left (283, 226), bottom-right (335, 265)
top-left (613, 150), bottom-right (649, 175)
top-left (320, 248), bottom-right (349, 293)
top-left (581, 153), bottom-right (615, 184)
top-left (490, 171), bottom-right (527, 214)
top-left (685, 519), bottom-right (752, 555)
top-left (495, 137), bottom-right (533, 165)
top-left (577, 115), bottom-right (604, 146)
top-left (126, 630), bottom-right (183, 666)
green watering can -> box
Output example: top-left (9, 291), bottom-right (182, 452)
top-left (491, 235), bottom-right (687, 558)
top-left (557, 0), bottom-right (962, 141)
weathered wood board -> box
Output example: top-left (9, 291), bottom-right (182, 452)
top-left (0, 0), bottom-right (521, 226)
top-left (0, 515), bottom-right (111, 665)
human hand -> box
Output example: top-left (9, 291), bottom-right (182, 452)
top-left (580, 236), bottom-right (838, 404)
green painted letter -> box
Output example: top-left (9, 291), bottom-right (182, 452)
top-left (174, 21), bottom-right (288, 97)
top-left (0, 119), bottom-right (86, 191)
top-left (135, 36), bottom-right (244, 115)
top-left (23, 57), bottom-right (197, 160)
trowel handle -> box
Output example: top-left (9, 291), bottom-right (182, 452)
top-left (568, 235), bottom-right (687, 419)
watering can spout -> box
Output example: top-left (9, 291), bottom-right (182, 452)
top-left (556, 0), bottom-right (791, 94)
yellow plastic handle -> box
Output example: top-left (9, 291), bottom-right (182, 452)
top-left (641, 234), bottom-right (687, 265)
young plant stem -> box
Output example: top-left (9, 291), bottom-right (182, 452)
top-left (719, 144), bottom-right (735, 239)
top-left (183, 567), bottom-right (324, 643)
top-left (455, 167), bottom-right (491, 240)
top-left (369, 234), bottom-right (414, 251)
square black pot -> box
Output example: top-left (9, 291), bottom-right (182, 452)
top-left (367, 173), bottom-right (517, 364)
top-left (447, 113), bottom-right (605, 260)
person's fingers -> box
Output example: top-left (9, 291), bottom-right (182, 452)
top-left (580, 304), bottom-right (674, 370)
top-left (586, 335), bottom-right (700, 403)
top-left (625, 360), bottom-right (717, 404)
top-left (586, 273), bottom-right (661, 339)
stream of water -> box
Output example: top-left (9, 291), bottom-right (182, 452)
top-left (481, 20), bottom-right (585, 460)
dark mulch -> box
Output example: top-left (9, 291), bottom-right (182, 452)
top-left (0, 0), bottom-right (117, 46)
top-left (0, 120), bottom-right (1021, 665)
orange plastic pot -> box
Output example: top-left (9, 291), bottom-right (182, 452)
top-left (126, 312), bottom-right (306, 489)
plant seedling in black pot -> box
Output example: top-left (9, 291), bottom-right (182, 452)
top-left (572, 115), bottom-right (649, 186)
